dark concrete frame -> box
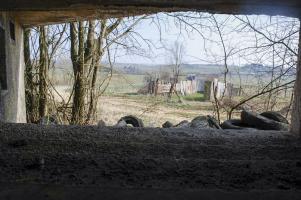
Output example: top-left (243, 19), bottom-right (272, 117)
top-left (0, 3), bottom-right (300, 199)
top-left (0, 0), bottom-right (300, 135)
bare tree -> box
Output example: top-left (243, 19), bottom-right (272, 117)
top-left (162, 13), bottom-right (299, 122)
top-left (24, 24), bottom-right (68, 122)
top-left (69, 16), bottom-right (148, 124)
top-left (166, 41), bottom-right (185, 101)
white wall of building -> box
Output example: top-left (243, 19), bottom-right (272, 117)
top-left (0, 12), bottom-right (26, 123)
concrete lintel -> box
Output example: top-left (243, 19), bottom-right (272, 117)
top-left (0, 1), bottom-right (301, 26)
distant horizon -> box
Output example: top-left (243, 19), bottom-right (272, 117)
top-left (54, 57), bottom-right (288, 69)
top-left (50, 13), bottom-right (299, 68)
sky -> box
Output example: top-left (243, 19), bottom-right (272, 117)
top-left (114, 13), bottom-right (215, 64)
top-left (51, 12), bottom-right (299, 68)
top-left (106, 12), bottom-right (299, 67)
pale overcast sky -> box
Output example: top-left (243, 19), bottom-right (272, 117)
top-left (53, 12), bottom-right (299, 68)
top-left (108, 13), bottom-right (299, 67)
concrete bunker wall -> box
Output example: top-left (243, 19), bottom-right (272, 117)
top-left (0, 2), bottom-right (299, 132)
top-left (0, 12), bottom-right (26, 123)
top-left (0, 2), bottom-right (300, 199)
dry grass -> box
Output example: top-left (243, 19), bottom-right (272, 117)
top-left (53, 85), bottom-right (218, 126)
top-left (96, 94), bottom-right (215, 127)
top-left (51, 71), bottom-right (293, 126)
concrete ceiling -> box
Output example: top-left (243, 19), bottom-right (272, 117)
top-left (2, 0), bottom-right (301, 26)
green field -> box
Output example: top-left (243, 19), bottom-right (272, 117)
top-left (103, 74), bottom-right (146, 94)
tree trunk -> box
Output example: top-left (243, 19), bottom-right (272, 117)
top-left (86, 21), bottom-right (104, 124)
top-left (168, 83), bottom-right (175, 99)
top-left (71, 22), bottom-right (86, 125)
top-left (291, 26), bottom-right (301, 136)
top-left (24, 28), bottom-right (35, 122)
top-left (70, 23), bottom-right (79, 76)
top-left (86, 64), bottom-right (98, 123)
top-left (38, 26), bottom-right (48, 118)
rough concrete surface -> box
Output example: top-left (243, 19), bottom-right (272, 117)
top-left (0, 12), bottom-right (26, 123)
top-left (0, 123), bottom-right (301, 199)
top-left (1, 0), bottom-right (300, 26)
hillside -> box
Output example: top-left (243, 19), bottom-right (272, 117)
top-left (54, 59), bottom-right (296, 81)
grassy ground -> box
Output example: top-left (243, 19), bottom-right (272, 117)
top-left (54, 84), bottom-right (216, 127)
top-left (183, 93), bottom-right (206, 102)
top-left (96, 94), bottom-right (215, 127)
top-left (103, 74), bottom-right (146, 94)
top-left (52, 72), bottom-right (292, 127)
